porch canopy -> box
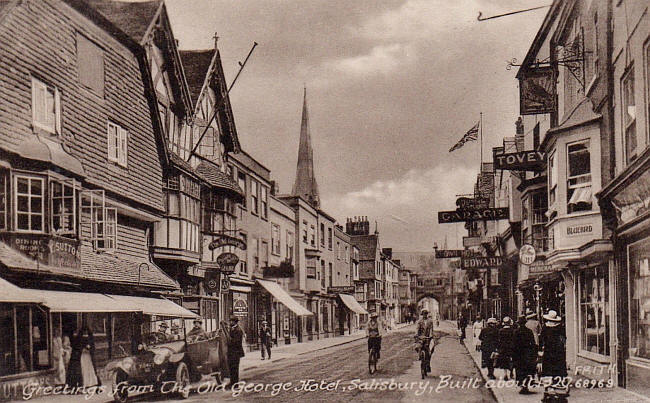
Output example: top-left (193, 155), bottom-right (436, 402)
top-left (107, 295), bottom-right (198, 319)
top-left (256, 279), bottom-right (313, 316)
top-left (338, 293), bottom-right (369, 315)
top-left (0, 277), bottom-right (43, 303)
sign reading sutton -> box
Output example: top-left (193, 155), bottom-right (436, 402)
top-left (438, 207), bottom-right (509, 223)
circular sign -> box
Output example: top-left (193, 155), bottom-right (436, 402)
top-left (221, 278), bottom-right (230, 293)
top-left (519, 244), bottom-right (536, 265)
top-left (207, 278), bottom-right (219, 290)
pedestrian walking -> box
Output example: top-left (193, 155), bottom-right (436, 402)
top-left (458, 312), bottom-right (468, 344)
top-left (472, 315), bottom-right (484, 352)
top-left (67, 326), bottom-right (100, 388)
top-left (259, 320), bottom-right (272, 360)
top-left (513, 316), bottom-right (537, 394)
top-left (226, 315), bottom-right (245, 389)
top-left (524, 308), bottom-right (541, 346)
top-left (479, 317), bottom-right (499, 379)
top-left (539, 310), bottom-right (567, 378)
top-left (496, 317), bottom-right (515, 380)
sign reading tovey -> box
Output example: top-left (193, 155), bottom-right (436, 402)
top-left (438, 207), bottom-right (509, 223)
top-left (461, 256), bottom-right (503, 269)
top-left (493, 150), bottom-right (546, 171)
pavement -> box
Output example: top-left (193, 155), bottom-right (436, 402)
top-left (457, 322), bottom-right (650, 403)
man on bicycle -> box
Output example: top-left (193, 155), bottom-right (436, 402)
top-left (416, 309), bottom-right (434, 371)
top-left (367, 312), bottom-right (382, 360)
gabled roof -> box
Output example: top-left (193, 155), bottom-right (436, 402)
top-left (179, 49), bottom-right (214, 107)
top-left (82, 0), bottom-right (161, 43)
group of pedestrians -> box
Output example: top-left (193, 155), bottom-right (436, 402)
top-left (471, 308), bottom-right (567, 395)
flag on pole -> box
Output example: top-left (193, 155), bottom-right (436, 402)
top-left (449, 121), bottom-right (480, 152)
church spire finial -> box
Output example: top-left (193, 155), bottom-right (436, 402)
top-left (292, 86), bottom-right (320, 208)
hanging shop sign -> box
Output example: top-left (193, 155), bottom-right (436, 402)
top-left (233, 298), bottom-right (248, 316)
top-left (216, 252), bottom-right (240, 267)
top-left (435, 249), bottom-right (481, 259)
top-left (208, 234), bottom-right (247, 251)
top-left (221, 278), bottom-right (231, 293)
top-left (204, 270), bottom-right (220, 292)
top-left (456, 197), bottom-right (490, 210)
top-left (2, 233), bottom-right (81, 274)
top-left (461, 256), bottom-right (503, 269)
top-left (519, 244), bottom-right (537, 265)
top-left (493, 150), bottom-right (546, 171)
top-left (528, 261), bottom-right (556, 277)
top-left (519, 66), bottom-right (556, 115)
top-left (262, 259), bottom-right (295, 278)
top-left (328, 286), bottom-right (355, 294)
top-left (438, 208), bottom-right (509, 223)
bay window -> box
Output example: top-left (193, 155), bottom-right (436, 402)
top-left (202, 191), bottom-right (236, 234)
top-left (162, 174), bottom-right (200, 253)
top-left (15, 176), bottom-right (44, 232)
top-left (579, 265), bottom-right (610, 357)
top-left (622, 68), bottom-right (637, 164)
top-left (567, 140), bottom-right (592, 213)
top-left (51, 180), bottom-right (76, 235)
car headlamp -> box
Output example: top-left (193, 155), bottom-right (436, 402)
top-left (153, 350), bottom-right (171, 365)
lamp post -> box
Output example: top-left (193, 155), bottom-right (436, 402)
top-left (533, 282), bottom-right (543, 319)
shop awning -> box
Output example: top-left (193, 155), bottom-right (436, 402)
top-left (38, 290), bottom-right (138, 313)
top-left (107, 295), bottom-right (198, 319)
top-left (256, 279), bottom-right (313, 316)
top-left (338, 293), bottom-right (369, 315)
top-left (0, 278), bottom-right (42, 303)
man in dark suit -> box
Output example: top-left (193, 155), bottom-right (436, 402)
top-left (227, 315), bottom-right (245, 388)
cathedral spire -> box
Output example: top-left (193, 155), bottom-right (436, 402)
top-left (292, 87), bottom-right (320, 208)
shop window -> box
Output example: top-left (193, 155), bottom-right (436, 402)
top-left (0, 304), bottom-right (49, 376)
top-left (15, 175), bottom-right (44, 232)
top-left (622, 67), bottom-right (637, 164)
top-left (51, 180), bottom-right (76, 235)
top-left (77, 33), bottom-right (104, 95)
top-left (579, 265), bottom-right (610, 357)
top-left (0, 172), bottom-right (8, 230)
top-left (567, 140), bottom-right (592, 213)
top-left (628, 238), bottom-right (650, 360)
top-left (31, 77), bottom-right (60, 134)
top-left (107, 122), bottom-right (128, 167)
top-left (271, 224), bottom-right (281, 255)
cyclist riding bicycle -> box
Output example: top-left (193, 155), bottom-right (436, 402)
top-left (367, 312), bottom-right (382, 360)
top-left (416, 309), bottom-right (435, 371)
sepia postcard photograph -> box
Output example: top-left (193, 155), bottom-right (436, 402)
top-left (0, 0), bottom-right (649, 402)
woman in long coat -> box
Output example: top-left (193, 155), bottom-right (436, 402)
top-left (479, 318), bottom-right (499, 379)
top-left (496, 317), bottom-right (515, 380)
top-left (66, 326), bottom-right (101, 388)
top-left (513, 316), bottom-right (537, 394)
top-left (539, 310), bottom-right (567, 378)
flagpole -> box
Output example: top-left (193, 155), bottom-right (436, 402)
top-left (479, 112), bottom-right (483, 166)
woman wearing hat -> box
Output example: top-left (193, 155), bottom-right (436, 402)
top-left (479, 318), bottom-right (499, 379)
top-left (513, 316), bottom-right (537, 394)
top-left (539, 310), bottom-right (567, 378)
top-left (496, 317), bottom-right (515, 380)
top-left (524, 308), bottom-right (541, 346)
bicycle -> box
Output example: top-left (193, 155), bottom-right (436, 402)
top-left (416, 336), bottom-right (432, 379)
top-left (368, 336), bottom-right (381, 374)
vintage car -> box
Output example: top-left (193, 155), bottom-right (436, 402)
top-left (105, 317), bottom-right (227, 402)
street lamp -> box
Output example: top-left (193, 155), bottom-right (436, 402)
top-left (533, 282), bottom-right (543, 318)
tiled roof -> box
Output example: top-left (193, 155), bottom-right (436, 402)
top-left (179, 49), bottom-right (214, 107)
top-left (196, 161), bottom-right (244, 197)
top-left (80, 247), bottom-right (178, 290)
top-left (350, 235), bottom-right (379, 261)
top-left (169, 152), bottom-right (195, 174)
top-left (0, 241), bottom-right (178, 290)
top-left (83, 0), bottom-right (161, 42)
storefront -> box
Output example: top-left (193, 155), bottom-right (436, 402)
top-left (337, 293), bottom-right (368, 335)
top-left (254, 279), bottom-right (311, 346)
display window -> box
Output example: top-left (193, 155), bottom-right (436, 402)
top-left (628, 237), bottom-right (650, 360)
top-left (578, 264), bottom-right (610, 357)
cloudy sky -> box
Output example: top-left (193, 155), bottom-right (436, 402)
top-left (165, 0), bottom-right (546, 251)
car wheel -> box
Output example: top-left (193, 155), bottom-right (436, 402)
top-left (176, 362), bottom-right (191, 399)
top-left (112, 371), bottom-right (129, 403)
